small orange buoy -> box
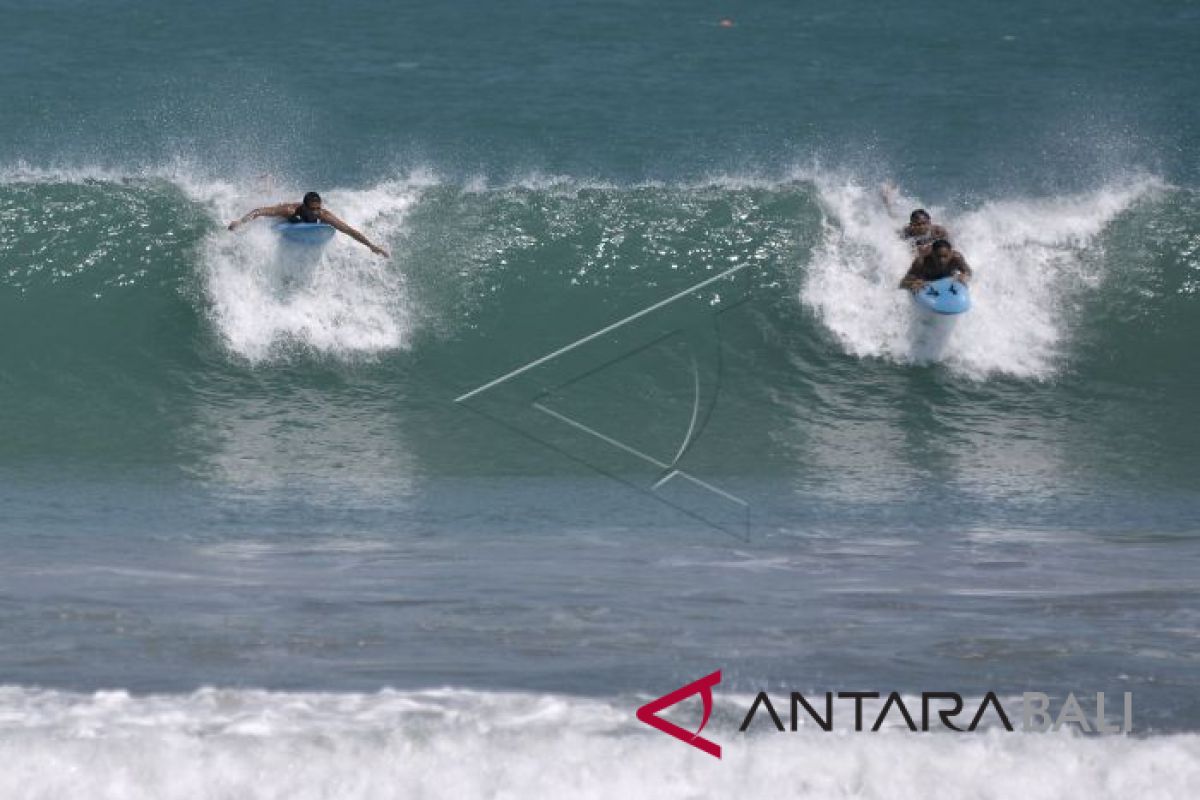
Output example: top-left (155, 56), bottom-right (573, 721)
top-left (719, 18), bottom-right (734, 28)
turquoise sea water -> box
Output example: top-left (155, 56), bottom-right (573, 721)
top-left (2, 1), bottom-right (1199, 796)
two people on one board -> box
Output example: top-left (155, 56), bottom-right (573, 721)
top-left (228, 191), bottom-right (390, 257)
top-left (883, 185), bottom-right (971, 291)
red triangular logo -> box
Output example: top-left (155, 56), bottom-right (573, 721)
top-left (635, 671), bottom-right (722, 758)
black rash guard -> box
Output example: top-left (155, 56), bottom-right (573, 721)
top-left (287, 204), bottom-right (321, 224)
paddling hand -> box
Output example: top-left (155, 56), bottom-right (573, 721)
top-left (370, 244), bottom-right (390, 258)
top-left (227, 220), bottom-right (242, 231)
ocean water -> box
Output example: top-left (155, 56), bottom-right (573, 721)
top-left (2, 1), bottom-right (1200, 797)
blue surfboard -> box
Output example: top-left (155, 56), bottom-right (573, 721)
top-left (273, 222), bottom-right (336, 247)
top-left (911, 277), bottom-right (971, 315)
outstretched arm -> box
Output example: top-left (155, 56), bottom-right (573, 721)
top-left (880, 182), bottom-right (898, 217)
top-left (319, 210), bottom-right (389, 257)
top-left (899, 257), bottom-right (925, 291)
top-left (227, 203), bottom-right (295, 230)
top-left (952, 253), bottom-right (972, 283)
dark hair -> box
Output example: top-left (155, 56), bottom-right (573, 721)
top-left (302, 191), bottom-right (322, 207)
top-left (930, 238), bottom-right (953, 252)
top-left (909, 209), bottom-right (931, 223)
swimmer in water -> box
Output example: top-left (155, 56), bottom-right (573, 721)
top-left (881, 184), bottom-right (951, 256)
top-left (900, 208), bottom-right (950, 256)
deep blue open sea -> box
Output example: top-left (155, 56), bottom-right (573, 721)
top-left (1, 1), bottom-right (1199, 797)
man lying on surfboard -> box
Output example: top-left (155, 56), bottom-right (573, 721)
top-left (899, 239), bottom-right (972, 292)
top-left (227, 191), bottom-right (390, 257)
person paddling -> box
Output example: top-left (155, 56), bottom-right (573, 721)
top-left (228, 192), bottom-right (389, 257)
top-left (899, 238), bottom-right (971, 292)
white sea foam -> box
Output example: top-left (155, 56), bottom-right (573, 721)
top-left (0, 686), bottom-right (1196, 800)
top-left (801, 175), bottom-right (1163, 379)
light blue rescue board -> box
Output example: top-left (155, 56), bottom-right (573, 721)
top-left (273, 222), bottom-right (336, 247)
top-left (911, 277), bottom-right (971, 315)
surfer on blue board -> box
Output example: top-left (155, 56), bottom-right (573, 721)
top-left (227, 191), bottom-right (390, 257)
top-left (899, 239), bottom-right (971, 292)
